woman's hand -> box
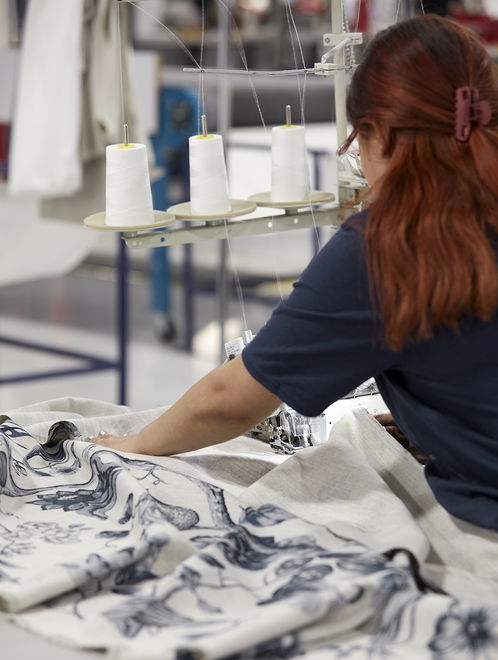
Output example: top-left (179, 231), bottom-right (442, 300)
top-left (375, 413), bottom-right (408, 446)
top-left (86, 356), bottom-right (281, 457)
top-left (89, 432), bottom-right (145, 454)
top-left (374, 413), bottom-right (427, 464)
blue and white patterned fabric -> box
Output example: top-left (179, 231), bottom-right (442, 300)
top-left (0, 399), bottom-right (498, 659)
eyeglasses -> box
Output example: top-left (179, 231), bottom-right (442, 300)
top-left (336, 126), bottom-right (368, 188)
top-left (336, 126), bottom-right (360, 157)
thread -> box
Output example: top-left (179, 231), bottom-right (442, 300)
top-left (223, 217), bottom-right (248, 332)
top-left (285, 0), bottom-right (306, 123)
top-left (128, 1), bottom-right (201, 69)
top-left (189, 134), bottom-right (231, 216)
top-left (117, 2), bottom-right (126, 131)
top-left (217, 0), bottom-right (267, 131)
top-left (105, 143), bottom-right (154, 227)
top-left (197, 0), bottom-right (206, 133)
top-left (271, 124), bottom-right (309, 203)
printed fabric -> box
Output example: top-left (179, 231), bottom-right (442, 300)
top-left (0, 399), bottom-right (498, 659)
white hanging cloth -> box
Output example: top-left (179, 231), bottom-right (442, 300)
top-left (8, 0), bottom-right (141, 202)
top-left (7, 0), bottom-right (85, 197)
top-left (39, 0), bottom-right (143, 223)
top-left (82, 0), bottom-right (142, 162)
top-left (0, 0), bottom-right (10, 48)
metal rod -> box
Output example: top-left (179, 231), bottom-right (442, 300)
top-left (123, 122), bottom-right (129, 145)
top-left (0, 364), bottom-right (120, 386)
top-left (332, 0), bottom-right (348, 146)
top-left (216, 0), bottom-right (232, 364)
top-left (286, 104), bottom-right (292, 126)
top-left (201, 114), bottom-right (208, 136)
top-left (183, 241), bottom-right (194, 352)
top-left (117, 235), bottom-right (128, 405)
top-left (183, 66), bottom-right (320, 76)
top-left (311, 152), bottom-right (323, 255)
top-left (0, 335), bottom-right (120, 365)
top-left (123, 206), bottom-right (346, 249)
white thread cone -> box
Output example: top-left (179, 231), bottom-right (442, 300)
top-left (271, 125), bottom-right (310, 203)
top-left (189, 134), bottom-right (231, 216)
top-left (105, 143), bottom-right (154, 227)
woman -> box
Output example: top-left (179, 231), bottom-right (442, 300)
top-left (95, 15), bottom-right (498, 532)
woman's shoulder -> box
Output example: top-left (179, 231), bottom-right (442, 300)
top-left (342, 208), bottom-right (369, 233)
top-left (300, 209), bottom-right (370, 294)
top-left (318, 208), bottom-right (369, 260)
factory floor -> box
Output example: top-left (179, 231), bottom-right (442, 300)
top-left (0, 259), bottom-right (277, 412)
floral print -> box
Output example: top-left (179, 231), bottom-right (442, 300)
top-left (429, 602), bottom-right (498, 659)
top-left (0, 416), bottom-right (497, 659)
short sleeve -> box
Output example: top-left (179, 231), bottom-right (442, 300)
top-left (241, 212), bottom-right (399, 416)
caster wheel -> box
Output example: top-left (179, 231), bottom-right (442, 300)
top-left (153, 315), bottom-right (177, 343)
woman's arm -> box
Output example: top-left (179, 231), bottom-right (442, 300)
top-left (92, 355), bottom-right (282, 456)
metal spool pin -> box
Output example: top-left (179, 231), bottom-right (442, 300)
top-left (201, 114), bottom-right (208, 136)
top-left (286, 104), bottom-right (292, 126)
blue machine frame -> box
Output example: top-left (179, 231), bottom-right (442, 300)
top-left (149, 87), bottom-right (200, 347)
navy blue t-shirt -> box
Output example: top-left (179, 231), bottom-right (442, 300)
top-left (242, 210), bottom-right (498, 532)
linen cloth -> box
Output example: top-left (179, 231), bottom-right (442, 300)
top-left (8, 0), bottom-right (140, 200)
top-left (7, 0), bottom-right (85, 197)
top-left (0, 397), bottom-right (497, 659)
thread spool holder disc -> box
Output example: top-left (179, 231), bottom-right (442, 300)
top-left (83, 210), bottom-right (176, 232)
top-left (166, 199), bottom-right (256, 224)
top-left (248, 190), bottom-right (335, 209)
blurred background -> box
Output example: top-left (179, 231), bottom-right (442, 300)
top-left (1, 0), bottom-right (497, 412)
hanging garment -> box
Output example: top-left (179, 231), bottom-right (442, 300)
top-left (7, 0), bottom-right (85, 197)
top-left (9, 0), bottom-right (141, 208)
top-left (39, 0), bottom-right (143, 222)
top-left (83, 0), bottom-right (141, 161)
top-left (0, 0), bottom-right (10, 48)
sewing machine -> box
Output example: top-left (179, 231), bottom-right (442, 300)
top-left (225, 330), bottom-right (378, 454)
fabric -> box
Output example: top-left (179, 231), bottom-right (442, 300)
top-left (1, 397), bottom-right (498, 659)
top-left (38, 0), bottom-right (143, 222)
top-left (0, 189), bottom-right (98, 286)
top-left (39, 158), bottom-right (106, 224)
top-left (7, 0), bottom-right (85, 197)
top-left (0, 0), bottom-right (10, 49)
top-left (242, 209), bottom-right (498, 532)
top-left (82, 0), bottom-right (141, 162)
top-left (8, 0), bottom-right (140, 201)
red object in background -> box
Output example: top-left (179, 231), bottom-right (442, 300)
top-left (295, 0), bottom-right (327, 16)
top-left (450, 9), bottom-right (498, 44)
top-left (355, 0), bottom-right (369, 34)
top-left (0, 124), bottom-right (10, 180)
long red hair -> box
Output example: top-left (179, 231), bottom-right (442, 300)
top-left (346, 15), bottom-right (498, 350)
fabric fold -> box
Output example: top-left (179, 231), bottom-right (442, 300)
top-left (0, 399), bottom-right (497, 659)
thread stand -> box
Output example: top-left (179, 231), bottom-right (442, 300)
top-left (84, 210), bottom-right (175, 231)
top-left (119, 204), bottom-right (351, 249)
top-left (166, 199), bottom-right (257, 226)
top-left (248, 191), bottom-right (335, 209)
top-left (84, 200), bottom-right (356, 247)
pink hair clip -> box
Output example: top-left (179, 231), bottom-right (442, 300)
top-left (455, 86), bottom-right (492, 143)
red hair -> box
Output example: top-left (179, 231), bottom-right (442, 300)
top-left (346, 15), bottom-right (498, 350)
